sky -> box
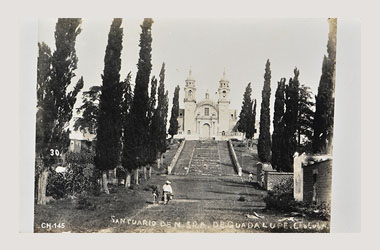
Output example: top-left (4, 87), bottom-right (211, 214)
top-left (38, 18), bottom-right (330, 135)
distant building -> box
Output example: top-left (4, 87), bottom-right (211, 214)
top-left (68, 125), bottom-right (96, 153)
top-left (175, 70), bottom-right (243, 140)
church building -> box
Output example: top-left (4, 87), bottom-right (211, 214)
top-left (175, 70), bottom-right (243, 140)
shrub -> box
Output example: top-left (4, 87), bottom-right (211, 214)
top-left (264, 178), bottom-right (297, 212)
top-left (264, 178), bottom-right (331, 220)
top-left (76, 194), bottom-right (96, 210)
top-left (47, 151), bottom-right (100, 199)
top-left (46, 171), bottom-right (68, 199)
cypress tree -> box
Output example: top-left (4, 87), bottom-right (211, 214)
top-left (258, 59), bottom-right (272, 162)
top-left (157, 63), bottom-right (169, 165)
top-left (237, 82), bottom-right (253, 139)
top-left (297, 85), bottom-right (315, 153)
top-left (271, 78), bottom-right (286, 171)
top-left (35, 19), bottom-right (83, 204)
top-left (246, 98), bottom-right (255, 140)
top-left (121, 72), bottom-right (134, 186)
top-left (95, 18), bottom-right (124, 194)
top-left (313, 18), bottom-right (337, 154)
top-left (128, 18), bottom-right (154, 184)
top-left (168, 85), bottom-right (180, 139)
top-left (148, 76), bottom-right (159, 165)
top-left (252, 99), bottom-right (257, 136)
top-left (282, 68), bottom-right (300, 171)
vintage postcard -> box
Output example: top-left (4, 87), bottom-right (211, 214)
top-left (33, 18), bottom-right (339, 233)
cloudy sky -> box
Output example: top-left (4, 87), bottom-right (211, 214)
top-left (38, 18), bottom-right (330, 132)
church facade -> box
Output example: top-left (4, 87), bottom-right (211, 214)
top-left (175, 70), bottom-right (243, 141)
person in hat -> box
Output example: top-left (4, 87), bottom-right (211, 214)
top-left (162, 180), bottom-right (173, 205)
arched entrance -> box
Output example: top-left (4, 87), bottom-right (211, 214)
top-left (201, 123), bottom-right (211, 138)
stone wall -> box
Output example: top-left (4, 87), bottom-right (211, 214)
top-left (303, 159), bottom-right (332, 205)
top-left (227, 140), bottom-right (242, 176)
top-left (263, 171), bottom-right (293, 191)
top-left (167, 140), bottom-right (186, 174)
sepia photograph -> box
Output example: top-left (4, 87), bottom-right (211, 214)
top-left (32, 17), bottom-right (339, 233)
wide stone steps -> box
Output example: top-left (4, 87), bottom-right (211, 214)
top-left (171, 141), bottom-right (197, 175)
top-left (172, 140), bottom-right (237, 176)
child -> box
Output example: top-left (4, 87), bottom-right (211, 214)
top-left (152, 186), bottom-right (159, 204)
top-left (248, 172), bottom-right (254, 182)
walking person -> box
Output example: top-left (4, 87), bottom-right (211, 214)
top-left (162, 180), bottom-right (173, 205)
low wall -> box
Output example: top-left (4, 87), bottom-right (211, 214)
top-left (227, 140), bottom-right (242, 176)
top-left (264, 171), bottom-right (293, 191)
top-left (167, 140), bottom-right (186, 174)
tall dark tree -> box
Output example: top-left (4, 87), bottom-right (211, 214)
top-left (313, 18), bottom-right (337, 154)
top-left (271, 78), bottom-right (286, 171)
top-left (258, 59), bottom-right (272, 162)
top-left (121, 72), bottom-right (134, 186)
top-left (156, 63), bottom-right (169, 167)
top-left (127, 18), bottom-right (154, 184)
top-left (147, 77), bottom-right (159, 169)
top-left (35, 19), bottom-right (83, 204)
top-left (252, 99), bottom-right (257, 137)
top-left (297, 85), bottom-right (315, 153)
top-left (168, 85), bottom-right (180, 139)
top-left (282, 68), bottom-right (300, 171)
top-left (95, 18), bottom-right (124, 194)
top-left (237, 82), bottom-right (254, 139)
top-left (246, 99), bottom-right (255, 140)
top-left (73, 85), bottom-right (101, 134)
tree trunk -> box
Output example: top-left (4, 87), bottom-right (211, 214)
top-left (102, 170), bottom-right (110, 194)
top-left (143, 166), bottom-right (147, 180)
top-left (160, 154), bottom-right (164, 167)
top-left (134, 168), bottom-right (139, 185)
top-left (148, 166), bottom-right (152, 178)
top-left (125, 172), bottom-right (131, 188)
top-left (157, 157), bottom-right (160, 169)
top-left (37, 168), bottom-right (49, 205)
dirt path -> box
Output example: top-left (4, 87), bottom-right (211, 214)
top-left (106, 174), bottom-right (268, 232)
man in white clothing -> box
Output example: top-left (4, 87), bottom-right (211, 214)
top-left (162, 180), bottom-right (173, 205)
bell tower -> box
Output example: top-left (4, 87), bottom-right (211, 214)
top-left (184, 69), bottom-right (196, 102)
top-left (218, 70), bottom-right (230, 103)
top-left (218, 70), bottom-right (230, 135)
top-left (184, 69), bottom-right (197, 136)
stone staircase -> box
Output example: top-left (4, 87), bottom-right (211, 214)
top-left (171, 141), bottom-right (197, 175)
top-left (188, 140), bottom-right (221, 176)
top-left (172, 140), bottom-right (237, 176)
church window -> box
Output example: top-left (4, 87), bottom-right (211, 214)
top-left (188, 90), bottom-right (192, 98)
top-left (204, 107), bottom-right (209, 116)
top-left (222, 90), bottom-right (226, 98)
top-left (187, 130), bottom-right (191, 135)
top-left (222, 131), bottom-right (225, 136)
top-left (231, 114), bottom-right (234, 118)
